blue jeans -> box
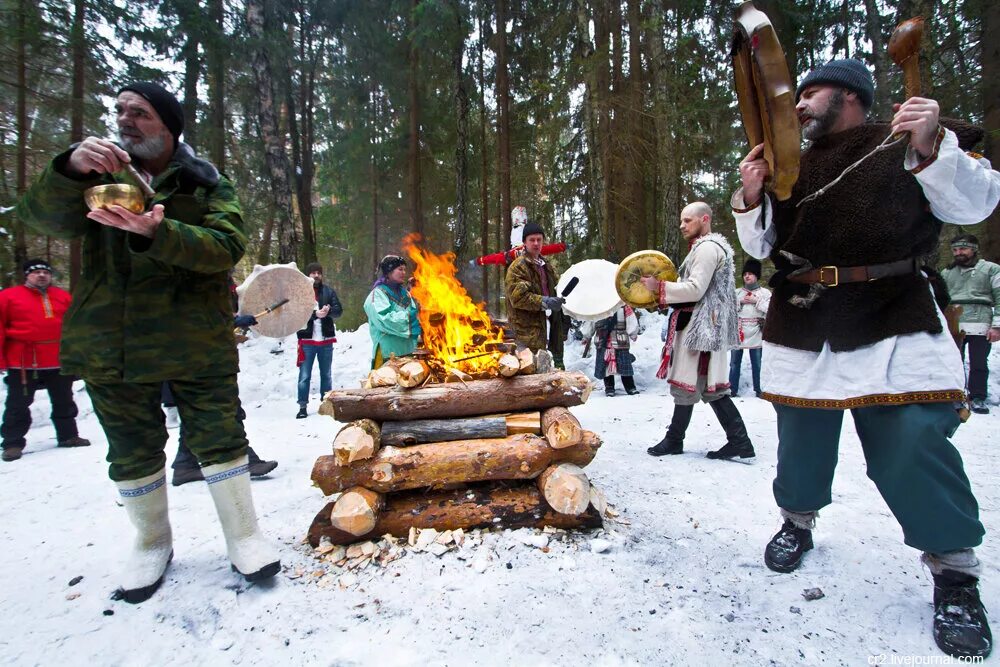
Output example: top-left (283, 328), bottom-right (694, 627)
top-left (729, 347), bottom-right (762, 395)
top-left (298, 343), bottom-right (333, 407)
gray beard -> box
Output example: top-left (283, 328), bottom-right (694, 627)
top-left (803, 90), bottom-right (845, 141)
top-left (120, 133), bottom-right (167, 161)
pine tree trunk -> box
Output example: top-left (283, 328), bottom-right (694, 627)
top-left (408, 0), bottom-right (424, 237)
top-left (478, 8), bottom-right (490, 305)
top-left (863, 0), bottom-right (890, 119)
top-left (452, 1), bottom-right (469, 259)
top-left (371, 78), bottom-right (381, 271)
top-left (13, 0), bottom-right (28, 269)
top-left (496, 0), bottom-right (512, 248)
top-left (981, 0), bottom-right (1000, 261)
top-left (246, 0), bottom-right (298, 264)
top-left (207, 0), bottom-right (226, 170)
top-left (182, 33), bottom-right (200, 151)
top-left (69, 0), bottom-right (86, 290)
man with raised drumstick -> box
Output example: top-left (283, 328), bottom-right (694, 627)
top-left (16, 82), bottom-right (279, 603)
top-left (734, 59), bottom-right (1000, 658)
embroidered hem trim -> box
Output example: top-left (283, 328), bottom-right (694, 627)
top-left (909, 125), bottom-right (946, 175)
top-left (119, 475), bottom-right (166, 498)
top-left (669, 380), bottom-right (732, 393)
top-left (760, 389), bottom-right (965, 409)
top-left (205, 464), bottom-right (250, 484)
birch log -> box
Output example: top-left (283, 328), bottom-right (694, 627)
top-left (311, 430), bottom-right (602, 495)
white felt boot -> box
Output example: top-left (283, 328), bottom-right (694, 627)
top-left (114, 470), bottom-right (173, 603)
top-left (203, 456), bottom-right (280, 581)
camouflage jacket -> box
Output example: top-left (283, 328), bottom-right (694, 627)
top-left (16, 143), bottom-right (246, 383)
top-left (504, 254), bottom-right (559, 351)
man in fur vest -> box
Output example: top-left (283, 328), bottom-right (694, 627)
top-left (17, 82), bottom-right (279, 604)
top-left (734, 59), bottom-right (1000, 658)
top-left (640, 202), bottom-right (755, 461)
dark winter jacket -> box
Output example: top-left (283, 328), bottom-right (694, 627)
top-left (504, 254), bottom-right (560, 351)
top-left (297, 283), bottom-right (343, 340)
top-left (16, 142), bottom-right (245, 382)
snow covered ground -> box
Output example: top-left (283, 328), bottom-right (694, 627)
top-left (1, 315), bottom-right (998, 666)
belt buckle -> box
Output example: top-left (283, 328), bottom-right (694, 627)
top-left (818, 266), bottom-right (839, 287)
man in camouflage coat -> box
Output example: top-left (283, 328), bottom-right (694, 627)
top-left (17, 82), bottom-right (278, 603)
top-left (504, 221), bottom-right (566, 368)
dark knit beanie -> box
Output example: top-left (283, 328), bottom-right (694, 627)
top-left (743, 259), bottom-right (762, 279)
top-left (304, 262), bottom-right (323, 275)
top-left (117, 82), bottom-right (185, 144)
top-left (378, 255), bottom-right (407, 277)
top-left (23, 258), bottom-right (53, 275)
top-left (796, 59), bottom-right (875, 110)
top-left (521, 221), bottom-right (545, 243)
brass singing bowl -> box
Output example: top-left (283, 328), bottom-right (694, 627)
top-left (615, 250), bottom-right (679, 310)
top-left (83, 184), bottom-right (145, 214)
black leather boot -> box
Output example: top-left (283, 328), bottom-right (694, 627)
top-left (932, 570), bottom-right (993, 659)
top-left (706, 397), bottom-right (756, 459)
top-left (603, 376), bottom-right (616, 397)
top-left (247, 447), bottom-right (278, 478)
top-left (622, 376), bottom-right (639, 395)
top-left (648, 404), bottom-right (693, 456)
top-left (764, 520), bottom-right (813, 572)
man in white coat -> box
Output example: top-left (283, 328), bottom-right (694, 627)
top-left (729, 258), bottom-right (771, 397)
top-left (641, 202), bottom-right (755, 461)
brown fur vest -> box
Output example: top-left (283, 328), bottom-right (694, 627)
top-left (763, 120), bottom-right (983, 352)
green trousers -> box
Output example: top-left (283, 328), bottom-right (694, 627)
top-left (773, 402), bottom-right (984, 554)
top-left (87, 376), bottom-right (248, 481)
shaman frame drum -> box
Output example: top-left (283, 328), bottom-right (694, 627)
top-left (556, 259), bottom-right (623, 321)
top-left (615, 250), bottom-right (678, 311)
top-left (236, 263), bottom-right (317, 338)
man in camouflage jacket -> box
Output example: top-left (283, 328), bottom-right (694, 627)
top-left (504, 221), bottom-right (566, 367)
top-left (17, 82), bottom-right (278, 603)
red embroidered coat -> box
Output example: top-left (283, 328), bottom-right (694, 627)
top-left (0, 284), bottom-right (72, 370)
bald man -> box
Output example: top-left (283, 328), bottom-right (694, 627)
top-left (641, 202), bottom-right (754, 461)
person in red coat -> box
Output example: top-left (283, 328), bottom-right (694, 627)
top-left (0, 259), bottom-right (90, 461)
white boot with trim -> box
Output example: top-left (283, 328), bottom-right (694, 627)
top-left (203, 455), bottom-right (280, 581)
top-left (114, 469), bottom-right (173, 603)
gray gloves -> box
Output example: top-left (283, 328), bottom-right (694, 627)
top-left (541, 296), bottom-right (565, 311)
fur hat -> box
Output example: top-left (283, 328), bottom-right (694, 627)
top-left (521, 221), bottom-right (545, 243)
top-left (796, 59), bottom-right (874, 110)
top-left (304, 262), bottom-right (323, 275)
top-left (743, 259), bottom-right (762, 279)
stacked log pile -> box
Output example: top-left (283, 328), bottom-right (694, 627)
top-left (308, 368), bottom-right (606, 547)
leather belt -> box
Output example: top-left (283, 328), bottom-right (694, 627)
top-left (787, 258), bottom-right (920, 287)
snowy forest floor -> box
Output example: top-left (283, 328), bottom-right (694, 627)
top-left (1, 315), bottom-right (998, 666)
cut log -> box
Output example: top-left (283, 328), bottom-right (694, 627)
top-left (501, 412), bottom-right (541, 435)
top-left (308, 484), bottom-right (603, 547)
top-left (333, 419), bottom-right (381, 465)
top-left (329, 487), bottom-right (385, 536)
top-left (536, 463), bottom-right (591, 515)
top-left (397, 360), bottom-right (430, 388)
top-left (589, 483), bottom-right (607, 517)
top-left (311, 430), bottom-right (603, 495)
top-left (498, 354), bottom-right (520, 377)
top-left (516, 348), bottom-right (535, 374)
top-left (381, 416), bottom-right (507, 446)
top-left (541, 406), bottom-right (584, 449)
top-left (368, 366), bottom-right (399, 388)
top-left (321, 370), bottom-right (592, 422)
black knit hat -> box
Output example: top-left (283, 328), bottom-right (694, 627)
top-left (378, 255), bottom-right (407, 277)
top-left (796, 59), bottom-right (875, 110)
top-left (743, 259), bottom-right (762, 279)
top-left (117, 82), bottom-right (185, 144)
top-left (521, 221), bottom-right (545, 243)
top-left (23, 258), bottom-right (53, 275)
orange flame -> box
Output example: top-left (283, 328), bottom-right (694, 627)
top-left (403, 234), bottom-right (506, 375)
